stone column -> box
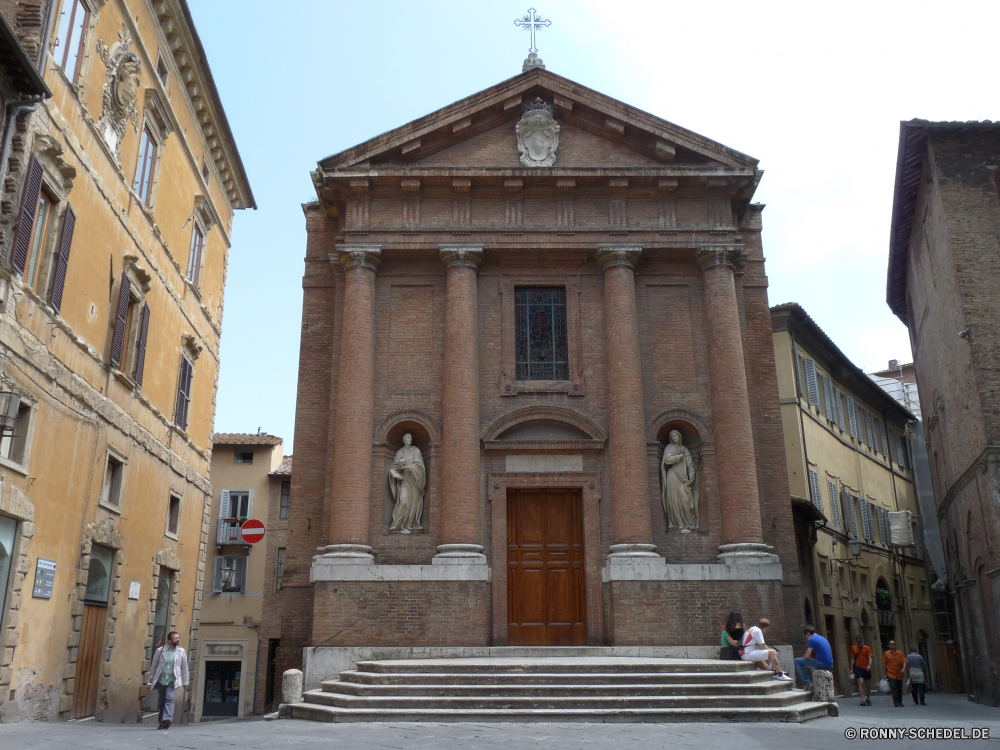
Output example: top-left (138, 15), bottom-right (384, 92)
top-left (323, 245), bottom-right (380, 562)
top-left (697, 245), bottom-right (771, 561)
top-left (598, 246), bottom-right (658, 559)
top-left (435, 246), bottom-right (486, 563)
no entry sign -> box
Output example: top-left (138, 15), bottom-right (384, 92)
top-left (240, 519), bottom-right (265, 544)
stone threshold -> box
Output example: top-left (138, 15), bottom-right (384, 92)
top-left (310, 562), bottom-right (491, 583)
top-left (602, 559), bottom-right (783, 582)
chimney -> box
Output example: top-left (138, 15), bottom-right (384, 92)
top-left (888, 359), bottom-right (900, 370)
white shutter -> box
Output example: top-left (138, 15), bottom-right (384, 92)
top-left (823, 377), bottom-right (835, 422)
top-left (808, 469), bottom-right (822, 513)
top-left (835, 388), bottom-right (846, 431)
top-left (847, 396), bottom-right (859, 438)
top-left (828, 481), bottom-right (842, 527)
top-left (212, 556), bottom-right (223, 593)
top-left (804, 358), bottom-right (819, 406)
top-left (219, 489), bottom-right (230, 521)
top-left (246, 488), bottom-right (254, 518)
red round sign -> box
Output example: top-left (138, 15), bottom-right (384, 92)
top-left (240, 519), bottom-right (265, 544)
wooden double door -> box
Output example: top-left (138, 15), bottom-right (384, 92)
top-left (507, 488), bottom-right (586, 645)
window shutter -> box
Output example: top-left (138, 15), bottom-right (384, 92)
top-left (804, 358), bottom-right (819, 405)
top-left (175, 356), bottom-right (192, 429)
top-left (835, 389), bottom-right (846, 431)
top-left (246, 488), bottom-right (254, 518)
top-left (235, 556), bottom-right (246, 592)
top-left (808, 468), bottom-right (822, 513)
top-left (10, 155), bottom-right (44, 275)
top-left (886, 430), bottom-right (896, 464)
top-left (133, 303), bottom-right (150, 387)
top-left (847, 396), bottom-right (859, 438)
top-left (877, 506), bottom-right (886, 545)
top-left (879, 420), bottom-right (889, 456)
top-left (212, 556), bottom-right (223, 593)
top-left (823, 377), bottom-right (835, 422)
top-left (864, 411), bottom-right (874, 449)
top-left (109, 274), bottom-right (131, 367)
top-left (860, 501), bottom-right (872, 540)
top-left (828, 481), bottom-right (842, 527)
top-left (49, 203), bottom-right (76, 312)
top-left (219, 489), bottom-right (230, 521)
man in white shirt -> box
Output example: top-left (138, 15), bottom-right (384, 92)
top-left (740, 617), bottom-right (792, 681)
top-left (147, 631), bottom-right (190, 729)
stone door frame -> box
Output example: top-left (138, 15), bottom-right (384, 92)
top-left (489, 472), bottom-right (603, 645)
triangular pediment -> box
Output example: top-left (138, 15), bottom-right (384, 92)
top-left (319, 68), bottom-right (757, 172)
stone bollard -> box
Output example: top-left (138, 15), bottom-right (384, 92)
top-left (282, 668), bottom-right (304, 705)
top-left (811, 669), bottom-right (835, 702)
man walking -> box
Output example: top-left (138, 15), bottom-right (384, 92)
top-left (147, 631), bottom-right (189, 729)
top-left (849, 634), bottom-right (874, 706)
top-left (881, 639), bottom-right (907, 707)
top-left (794, 625), bottom-right (834, 690)
top-left (740, 617), bottom-right (793, 681)
top-left (907, 647), bottom-right (927, 705)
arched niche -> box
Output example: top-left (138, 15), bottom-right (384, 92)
top-left (375, 410), bottom-right (439, 535)
top-left (649, 408), bottom-right (713, 447)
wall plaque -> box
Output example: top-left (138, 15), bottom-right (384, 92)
top-left (505, 455), bottom-right (583, 473)
top-left (32, 558), bottom-right (56, 599)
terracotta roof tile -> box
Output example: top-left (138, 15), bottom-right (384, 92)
top-left (212, 432), bottom-right (283, 446)
top-left (270, 455), bottom-right (293, 476)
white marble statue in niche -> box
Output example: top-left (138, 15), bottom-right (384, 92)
top-left (660, 430), bottom-right (700, 532)
top-left (388, 433), bottom-right (425, 532)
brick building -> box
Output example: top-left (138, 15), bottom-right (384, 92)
top-left (887, 120), bottom-right (1000, 704)
top-left (280, 60), bottom-right (805, 684)
top-left (0, 0), bottom-right (253, 723)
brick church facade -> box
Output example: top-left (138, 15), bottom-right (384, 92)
top-left (278, 63), bottom-right (803, 677)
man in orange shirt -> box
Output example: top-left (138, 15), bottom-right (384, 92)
top-left (881, 639), bottom-right (908, 707)
top-left (849, 634), bottom-right (874, 706)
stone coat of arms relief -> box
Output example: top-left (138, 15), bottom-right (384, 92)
top-left (516, 98), bottom-right (560, 167)
top-left (97, 24), bottom-right (142, 161)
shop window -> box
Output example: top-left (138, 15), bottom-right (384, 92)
top-left (203, 660), bottom-right (241, 717)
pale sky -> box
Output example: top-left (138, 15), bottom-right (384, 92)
top-left (196, 0), bottom-right (1000, 452)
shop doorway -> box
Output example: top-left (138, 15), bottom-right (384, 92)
top-left (203, 660), bottom-right (241, 717)
top-left (72, 544), bottom-right (114, 718)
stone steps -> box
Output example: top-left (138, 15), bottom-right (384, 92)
top-left (304, 688), bottom-right (812, 709)
top-left (289, 653), bottom-right (829, 724)
top-left (323, 680), bottom-right (789, 697)
top-left (291, 703), bottom-right (832, 723)
top-left (332, 669), bottom-right (774, 687)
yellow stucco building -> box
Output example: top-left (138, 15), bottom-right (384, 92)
top-left (771, 304), bottom-right (942, 694)
top-left (0, 0), bottom-right (252, 723)
top-left (195, 433), bottom-right (285, 722)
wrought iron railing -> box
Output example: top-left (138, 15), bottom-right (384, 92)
top-left (216, 519), bottom-right (248, 545)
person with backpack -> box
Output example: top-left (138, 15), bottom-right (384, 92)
top-left (849, 634), bottom-right (874, 706)
top-left (740, 617), bottom-right (793, 681)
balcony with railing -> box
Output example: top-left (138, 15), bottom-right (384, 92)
top-left (216, 519), bottom-right (250, 546)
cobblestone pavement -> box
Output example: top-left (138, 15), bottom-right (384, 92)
top-left (4, 693), bottom-right (999, 749)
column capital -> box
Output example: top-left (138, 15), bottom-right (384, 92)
top-left (330, 244), bottom-right (382, 272)
top-left (696, 244), bottom-right (746, 271)
top-left (596, 246), bottom-right (642, 271)
top-left (440, 245), bottom-right (484, 270)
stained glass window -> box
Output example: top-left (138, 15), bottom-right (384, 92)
top-left (514, 287), bottom-right (568, 381)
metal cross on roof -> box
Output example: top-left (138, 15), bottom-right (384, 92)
top-left (515, 8), bottom-right (551, 54)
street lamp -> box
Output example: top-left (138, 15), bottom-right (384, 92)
top-left (847, 536), bottom-right (862, 559)
top-left (0, 390), bottom-right (20, 434)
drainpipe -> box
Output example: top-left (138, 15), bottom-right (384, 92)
top-left (37, 0), bottom-right (56, 76)
top-left (248, 620), bottom-right (261, 716)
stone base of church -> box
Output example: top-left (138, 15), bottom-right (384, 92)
top-left (602, 578), bottom-right (786, 646)
top-left (300, 644), bottom-right (797, 691)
